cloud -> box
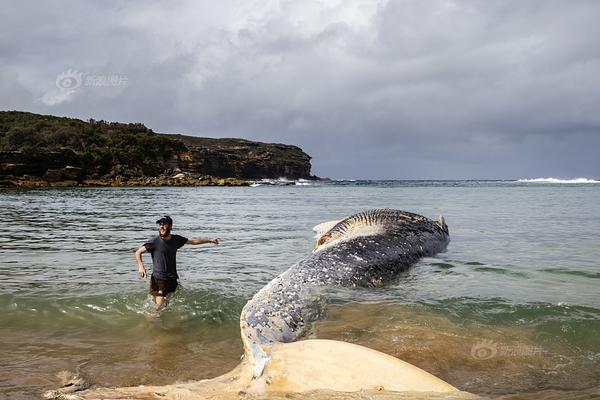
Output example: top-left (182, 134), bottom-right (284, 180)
top-left (1, 0), bottom-right (599, 179)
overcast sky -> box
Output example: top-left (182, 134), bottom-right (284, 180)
top-left (1, 0), bottom-right (599, 179)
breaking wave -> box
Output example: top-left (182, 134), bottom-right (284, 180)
top-left (517, 177), bottom-right (600, 184)
top-left (250, 178), bottom-right (314, 186)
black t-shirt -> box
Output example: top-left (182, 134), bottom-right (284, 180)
top-left (143, 234), bottom-right (188, 280)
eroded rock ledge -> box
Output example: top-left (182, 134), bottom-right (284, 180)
top-left (0, 175), bottom-right (251, 188)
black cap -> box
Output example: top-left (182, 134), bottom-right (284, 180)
top-left (156, 215), bottom-right (173, 225)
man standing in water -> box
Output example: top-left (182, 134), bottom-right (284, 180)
top-left (135, 216), bottom-right (220, 309)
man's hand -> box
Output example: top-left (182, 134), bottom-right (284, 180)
top-left (211, 237), bottom-right (220, 245)
top-left (135, 245), bottom-right (148, 278)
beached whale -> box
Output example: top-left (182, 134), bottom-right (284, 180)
top-left (45, 209), bottom-right (460, 399)
top-left (240, 209), bottom-right (450, 375)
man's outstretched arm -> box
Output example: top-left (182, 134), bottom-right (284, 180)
top-left (186, 237), bottom-right (220, 245)
top-left (135, 245), bottom-right (148, 278)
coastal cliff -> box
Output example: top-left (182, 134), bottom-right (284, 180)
top-left (0, 111), bottom-right (313, 187)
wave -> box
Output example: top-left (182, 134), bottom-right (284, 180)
top-left (516, 177), bottom-right (600, 184)
top-left (0, 288), bottom-right (245, 326)
top-left (250, 178), bottom-right (314, 186)
top-left (539, 267), bottom-right (600, 280)
top-left (250, 178), bottom-right (292, 187)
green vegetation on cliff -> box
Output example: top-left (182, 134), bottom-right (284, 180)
top-left (0, 111), bottom-right (312, 181)
top-left (0, 111), bottom-right (185, 177)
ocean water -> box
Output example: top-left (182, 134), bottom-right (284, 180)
top-left (1, 180), bottom-right (599, 399)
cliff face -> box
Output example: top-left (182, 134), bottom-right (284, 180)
top-left (0, 111), bottom-right (312, 182)
top-left (0, 149), bottom-right (80, 178)
top-left (168, 135), bottom-right (311, 179)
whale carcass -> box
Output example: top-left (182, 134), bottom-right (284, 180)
top-left (240, 209), bottom-right (450, 375)
top-left (46, 209), bottom-right (462, 399)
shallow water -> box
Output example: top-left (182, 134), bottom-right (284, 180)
top-left (1, 181), bottom-right (599, 399)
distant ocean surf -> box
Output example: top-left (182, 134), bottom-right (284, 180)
top-left (516, 177), bottom-right (600, 183)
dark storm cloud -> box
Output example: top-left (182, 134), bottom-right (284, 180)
top-left (1, 0), bottom-right (599, 179)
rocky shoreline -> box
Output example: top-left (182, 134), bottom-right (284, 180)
top-left (0, 173), bottom-right (252, 188)
top-left (0, 169), bottom-right (324, 188)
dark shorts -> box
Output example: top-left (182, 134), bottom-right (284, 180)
top-left (149, 275), bottom-right (178, 297)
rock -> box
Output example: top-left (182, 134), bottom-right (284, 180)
top-left (109, 165), bottom-right (143, 178)
top-left (1, 163), bottom-right (26, 176)
top-left (172, 173), bottom-right (186, 179)
top-left (63, 166), bottom-right (83, 181)
top-left (0, 149), bottom-right (79, 178)
top-left (49, 180), bottom-right (78, 187)
top-left (43, 168), bottom-right (63, 182)
top-left (0, 180), bottom-right (18, 187)
top-left (165, 135), bottom-right (312, 180)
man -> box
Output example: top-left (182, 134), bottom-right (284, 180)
top-left (135, 215), bottom-right (220, 309)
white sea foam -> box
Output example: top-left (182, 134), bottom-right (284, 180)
top-left (250, 178), bottom-right (291, 186)
top-left (516, 177), bottom-right (600, 184)
top-left (250, 178), bottom-right (313, 186)
top-left (296, 179), bottom-right (313, 186)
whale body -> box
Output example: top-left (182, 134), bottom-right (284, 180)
top-left (240, 209), bottom-right (450, 374)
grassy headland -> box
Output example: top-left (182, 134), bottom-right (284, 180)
top-left (0, 111), bottom-right (313, 187)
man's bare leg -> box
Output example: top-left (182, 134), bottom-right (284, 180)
top-left (153, 295), bottom-right (167, 310)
